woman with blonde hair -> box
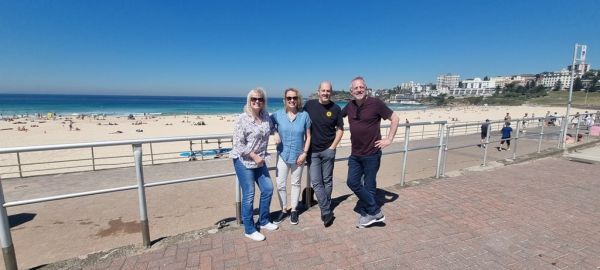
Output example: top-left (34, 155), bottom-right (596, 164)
top-left (271, 88), bottom-right (312, 225)
top-left (230, 88), bottom-right (278, 241)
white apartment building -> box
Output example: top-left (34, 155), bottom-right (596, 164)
top-left (400, 81), bottom-right (416, 90)
top-left (539, 63), bottom-right (591, 90)
top-left (436, 74), bottom-right (460, 93)
top-left (448, 77), bottom-right (496, 96)
top-left (539, 69), bottom-right (573, 89)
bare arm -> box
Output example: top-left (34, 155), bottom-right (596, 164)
top-left (329, 128), bottom-right (344, 150)
top-left (297, 128), bottom-right (312, 165)
top-left (374, 112), bottom-right (400, 149)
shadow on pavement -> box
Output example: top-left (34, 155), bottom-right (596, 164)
top-left (9, 213), bottom-right (36, 228)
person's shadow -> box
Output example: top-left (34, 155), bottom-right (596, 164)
top-left (300, 187), bottom-right (399, 214)
top-left (352, 188), bottom-right (399, 214)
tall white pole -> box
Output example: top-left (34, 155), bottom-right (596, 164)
top-left (561, 44), bottom-right (579, 149)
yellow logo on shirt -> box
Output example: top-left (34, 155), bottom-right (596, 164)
top-left (326, 111), bottom-right (332, 118)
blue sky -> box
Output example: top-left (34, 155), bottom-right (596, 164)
top-left (1, 0), bottom-right (599, 97)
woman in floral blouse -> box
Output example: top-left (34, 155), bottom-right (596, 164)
top-left (230, 88), bottom-right (279, 241)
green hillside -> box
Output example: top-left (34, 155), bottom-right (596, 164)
top-left (529, 91), bottom-right (600, 108)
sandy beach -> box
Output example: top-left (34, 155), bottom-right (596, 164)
top-left (0, 105), bottom-right (570, 178)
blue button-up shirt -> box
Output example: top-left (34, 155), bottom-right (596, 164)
top-left (271, 109), bottom-right (311, 164)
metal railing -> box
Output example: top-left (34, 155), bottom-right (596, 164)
top-left (0, 115), bottom-right (594, 269)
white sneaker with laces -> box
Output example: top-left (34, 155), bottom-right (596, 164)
top-left (259, 222), bottom-right (279, 231)
top-left (244, 231), bottom-right (265, 241)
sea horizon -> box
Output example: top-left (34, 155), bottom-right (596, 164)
top-left (0, 93), bottom-right (428, 117)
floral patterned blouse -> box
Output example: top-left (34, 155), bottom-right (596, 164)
top-left (230, 111), bottom-right (274, 168)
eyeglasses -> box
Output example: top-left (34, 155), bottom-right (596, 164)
top-left (250, 97), bottom-right (265, 103)
top-left (286, 96), bottom-right (298, 101)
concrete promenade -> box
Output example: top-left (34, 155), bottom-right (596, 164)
top-left (1, 130), bottom-right (599, 269)
top-left (46, 150), bottom-right (600, 269)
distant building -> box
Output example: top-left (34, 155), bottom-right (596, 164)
top-left (539, 69), bottom-right (573, 89)
top-left (568, 63), bottom-right (591, 75)
top-left (436, 74), bottom-right (460, 93)
top-left (448, 77), bottom-right (496, 96)
top-left (508, 74), bottom-right (536, 87)
top-left (538, 63), bottom-right (591, 90)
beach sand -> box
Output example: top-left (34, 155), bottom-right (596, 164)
top-left (0, 105), bottom-right (569, 178)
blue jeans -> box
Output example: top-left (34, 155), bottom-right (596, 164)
top-left (233, 158), bottom-right (273, 234)
top-left (308, 148), bottom-right (336, 217)
top-left (346, 150), bottom-right (381, 215)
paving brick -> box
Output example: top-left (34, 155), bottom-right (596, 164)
top-left (71, 157), bottom-right (600, 269)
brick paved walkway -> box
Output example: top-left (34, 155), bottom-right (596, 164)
top-left (66, 157), bottom-right (600, 269)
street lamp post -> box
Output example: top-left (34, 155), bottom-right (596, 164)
top-left (561, 43), bottom-right (587, 149)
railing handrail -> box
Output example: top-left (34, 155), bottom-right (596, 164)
top-left (0, 120), bottom-right (450, 155)
top-left (0, 134), bottom-right (233, 154)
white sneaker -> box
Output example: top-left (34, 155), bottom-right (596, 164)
top-left (259, 222), bottom-right (279, 231)
top-left (244, 231), bottom-right (265, 241)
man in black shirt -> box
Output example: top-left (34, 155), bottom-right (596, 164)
top-left (303, 81), bottom-right (344, 227)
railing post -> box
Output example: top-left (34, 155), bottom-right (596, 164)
top-left (400, 125), bottom-right (410, 186)
top-left (149, 143), bottom-right (155, 165)
top-left (132, 144), bottom-right (151, 248)
top-left (16, 153), bottom-right (22, 178)
top-left (235, 176), bottom-right (241, 225)
top-left (482, 123), bottom-right (491, 166)
top-left (0, 177), bottom-right (18, 270)
top-left (435, 123), bottom-right (446, 178)
top-left (442, 126), bottom-right (451, 177)
top-left (559, 116), bottom-right (567, 149)
top-left (513, 120), bottom-right (520, 159)
top-left (575, 115), bottom-right (581, 143)
top-left (537, 121), bottom-right (545, 153)
top-left (91, 147), bottom-right (96, 171)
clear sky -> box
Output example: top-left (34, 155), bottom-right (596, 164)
top-left (1, 0), bottom-right (599, 97)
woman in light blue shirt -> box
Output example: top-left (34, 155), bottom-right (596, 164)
top-left (271, 88), bottom-right (312, 225)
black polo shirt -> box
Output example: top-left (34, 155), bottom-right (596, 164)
top-left (303, 99), bottom-right (344, 152)
top-left (342, 97), bottom-right (393, 157)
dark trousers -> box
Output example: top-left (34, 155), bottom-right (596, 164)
top-left (346, 150), bottom-right (382, 215)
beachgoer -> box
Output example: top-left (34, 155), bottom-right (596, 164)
top-left (342, 76), bottom-right (400, 228)
top-left (584, 112), bottom-right (593, 128)
top-left (303, 81), bottom-right (344, 227)
top-left (549, 113), bottom-right (557, 126)
top-left (270, 88), bottom-right (312, 225)
top-left (499, 122), bottom-right (513, 151)
top-left (504, 113), bottom-right (511, 124)
top-left (521, 113), bottom-right (528, 132)
top-left (571, 112), bottom-right (580, 128)
top-left (230, 87), bottom-right (278, 241)
top-left (480, 119), bottom-right (490, 148)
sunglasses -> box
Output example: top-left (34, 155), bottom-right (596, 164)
top-left (286, 96), bottom-right (298, 101)
top-left (251, 97), bottom-right (265, 103)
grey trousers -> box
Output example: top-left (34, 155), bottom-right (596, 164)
top-left (308, 148), bottom-right (336, 218)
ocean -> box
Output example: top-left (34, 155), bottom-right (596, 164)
top-left (0, 93), bottom-right (427, 117)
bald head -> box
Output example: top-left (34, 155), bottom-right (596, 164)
top-left (317, 80), bottom-right (333, 104)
